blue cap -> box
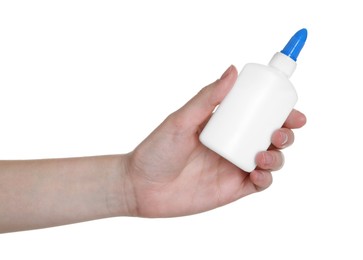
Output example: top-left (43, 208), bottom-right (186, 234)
top-left (281, 28), bottom-right (307, 61)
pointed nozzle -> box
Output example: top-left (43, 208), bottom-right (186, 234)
top-left (281, 28), bottom-right (307, 61)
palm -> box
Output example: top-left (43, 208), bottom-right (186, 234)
top-left (128, 116), bottom-right (255, 217)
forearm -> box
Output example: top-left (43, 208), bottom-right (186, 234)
top-left (0, 154), bottom-right (134, 233)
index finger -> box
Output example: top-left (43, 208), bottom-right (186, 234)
top-left (283, 109), bottom-right (307, 129)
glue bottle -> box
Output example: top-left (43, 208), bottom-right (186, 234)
top-left (199, 28), bottom-right (307, 172)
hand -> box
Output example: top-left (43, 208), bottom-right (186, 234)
top-left (124, 65), bottom-right (306, 218)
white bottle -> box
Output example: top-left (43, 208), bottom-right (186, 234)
top-left (199, 29), bottom-right (307, 172)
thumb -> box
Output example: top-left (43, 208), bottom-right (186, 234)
top-left (177, 65), bottom-right (238, 128)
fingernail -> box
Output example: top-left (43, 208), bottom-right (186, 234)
top-left (220, 65), bottom-right (233, 80)
top-left (280, 131), bottom-right (288, 146)
top-left (262, 152), bottom-right (273, 166)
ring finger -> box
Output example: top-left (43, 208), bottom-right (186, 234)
top-left (255, 150), bottom-right (285, 171)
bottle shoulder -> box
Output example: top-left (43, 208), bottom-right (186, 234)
top-left (241, 63), bottom-right (293, 84)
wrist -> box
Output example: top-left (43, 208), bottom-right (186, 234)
top-left (108, 153), bottom-right (137, 217)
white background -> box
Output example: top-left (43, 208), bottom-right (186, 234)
top-left (1, 0), bottom-right (362, 259)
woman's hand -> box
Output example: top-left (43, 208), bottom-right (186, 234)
top-left (124, 65), bottom-right (306, 217)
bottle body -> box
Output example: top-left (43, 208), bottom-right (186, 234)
top-left (199, 63), bottom-right (298, 172)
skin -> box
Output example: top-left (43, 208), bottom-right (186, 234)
top-left (0, 65), bottom-right (306, 233)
